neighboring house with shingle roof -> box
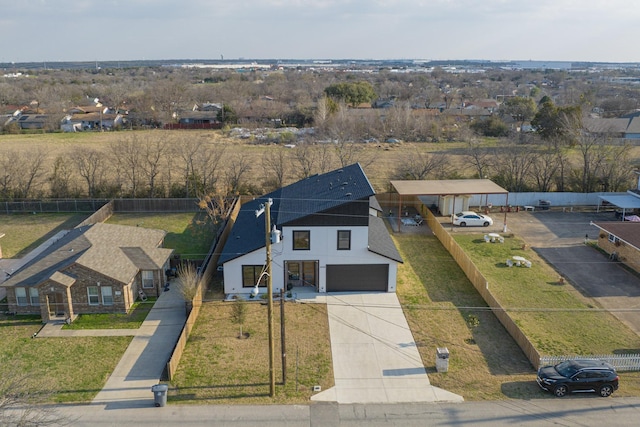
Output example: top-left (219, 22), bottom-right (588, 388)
top-left (218, 163), bottom-right (402, 295)
top-left (1, 223), bottom-right (173, 322)
top-left (591, 221), bottom-right (640, 274)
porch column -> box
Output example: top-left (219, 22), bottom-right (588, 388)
top-left (64, 288), bottom-right (74, 320)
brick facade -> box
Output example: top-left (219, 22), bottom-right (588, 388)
top-left (597, 234), bottom-right (640, 273)
top-left (5, 263), bottom-right (167, 320)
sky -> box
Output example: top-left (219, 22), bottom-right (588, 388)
top-left (1, 0), bottom-right (638, 63)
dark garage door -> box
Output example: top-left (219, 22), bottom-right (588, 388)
top-left (326, 264), bottom-right (388, 292)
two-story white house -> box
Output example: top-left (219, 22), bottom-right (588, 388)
top-left (218, 163), bottom-right (403, 296)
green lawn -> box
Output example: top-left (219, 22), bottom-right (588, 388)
top-left (106, 212), bottom-right (214, 259)
top-left (0, 213), bottom-right (87, 258)
top-left (454, 234), bottom-right (640, 355)
top-left (62, 298), bottom-right (156, 330)
top-left (0, 314), bottom-right (131, 403)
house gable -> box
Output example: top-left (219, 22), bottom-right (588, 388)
top-left (218, 163), bottom-right (375, 264)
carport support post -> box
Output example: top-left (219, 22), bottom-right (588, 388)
top-left (503, 193), bottom-right (509, 233)
top-left (397, 195), bottom-right (402, 232)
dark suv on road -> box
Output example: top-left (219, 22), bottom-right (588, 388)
top-left (536, 359), bottom-right (619, 397)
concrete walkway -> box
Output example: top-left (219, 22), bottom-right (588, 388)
top-left (298, 292), bottom-right (463, 404)
top-left (90, 285), bottom-right (186, 409)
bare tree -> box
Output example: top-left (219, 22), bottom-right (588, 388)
top-left (193, 142), bottom-right (225, 195)
top-left (493, 144), bottom-right (536, 192)
top-left (72, 149), bottom-right (106, 198)
top-left (261, 148), bottom-right (289, 189)
top-left (464, 136), bottom-right (494, 179)
top-left (394, 149), bottom-right (451, 180)
top-left (138, 134), bottom-right (171, 198)
top-left (313, 96), bottom-right (330, 131)
top-left (109, 137), bottom-right (143, 197)
top-left (12, 149), bottom-right (48, 199)
top-left (231, 297), bottom-right (248, 338)
top-left (150, 77), bottom-right (190, 123)
top-left (334, 141), bottom-right (362, 168)
top-left (173, 137), bottom-right (225, 197)
top-left (314, 142), bottom-right (335, 174)
top-left (0, 151), bottom-right (19, 199)
top-left (173, 137), bottom-right (201, 197)
top-left (0, 363), bottom-right (70, 426)
top-left (598, 142), bottom-right (634, 192)
top-left (529, 145), bottom-right (559, 192)
top-left (291, 142), bottom-right (317, 179)
top-left (568, 129), bottom-right (613, 193)
top-left (197, 193), bottom-right (233, 225)
top-left (224, 154), bottom-right (253, 194)
top-left (49, 155), bottom-right (75, 198)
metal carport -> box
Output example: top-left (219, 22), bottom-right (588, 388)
top-left (598, 194), bottom-right (640, 220)
top-left (390, 179), bottom-right (509, 231)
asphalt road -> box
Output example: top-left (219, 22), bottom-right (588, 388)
top-left (51, 398), bottom-right (640, 426)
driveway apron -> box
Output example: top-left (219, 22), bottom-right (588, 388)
top-left (310, 292), bottom-right (463, 404)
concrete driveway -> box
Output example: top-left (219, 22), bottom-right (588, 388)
top-left (301, 292), bottom-right (463, 404)
top-left (507, 210), bottom-right (640, 336)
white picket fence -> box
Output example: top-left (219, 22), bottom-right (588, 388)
top-left (539, 355), bottom-right (640, 372)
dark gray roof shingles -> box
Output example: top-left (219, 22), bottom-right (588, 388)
top-left (219, 163), bottom-right (379, 264)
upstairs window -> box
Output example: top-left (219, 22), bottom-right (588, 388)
top-left (337, 230), bottom-right (351, 250)
top-left (293, 230), bottom-right (310, 250)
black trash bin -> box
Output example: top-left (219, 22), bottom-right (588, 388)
top-left (151, 383), bottom-right (168, 407)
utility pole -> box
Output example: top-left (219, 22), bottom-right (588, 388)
top-left (257, 199), bottom-right (275, 397)
top-left (280, 288), bottom-right (286, 385)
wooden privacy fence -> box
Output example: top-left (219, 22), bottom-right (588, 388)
top-left (539, 355), bottom-right (640, 372)
top-left (165, 197), bottom-right (241, 381)
top-left (423, 205), bottom-right (543, 369)
top-left (165, 281), bottom-right (203, 380)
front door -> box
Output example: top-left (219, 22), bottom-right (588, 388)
top-left (48, 293), bottom-right (65, 317)
top-left (285, 261), bottom-right (318, 290)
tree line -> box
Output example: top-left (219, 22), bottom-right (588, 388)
top-left (0, 126), bottom-right (635, 202)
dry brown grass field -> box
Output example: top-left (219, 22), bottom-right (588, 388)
top-left (3, 130), bottom-right (640, 197)
top-left (0, 130), bottom-right (470, 194)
